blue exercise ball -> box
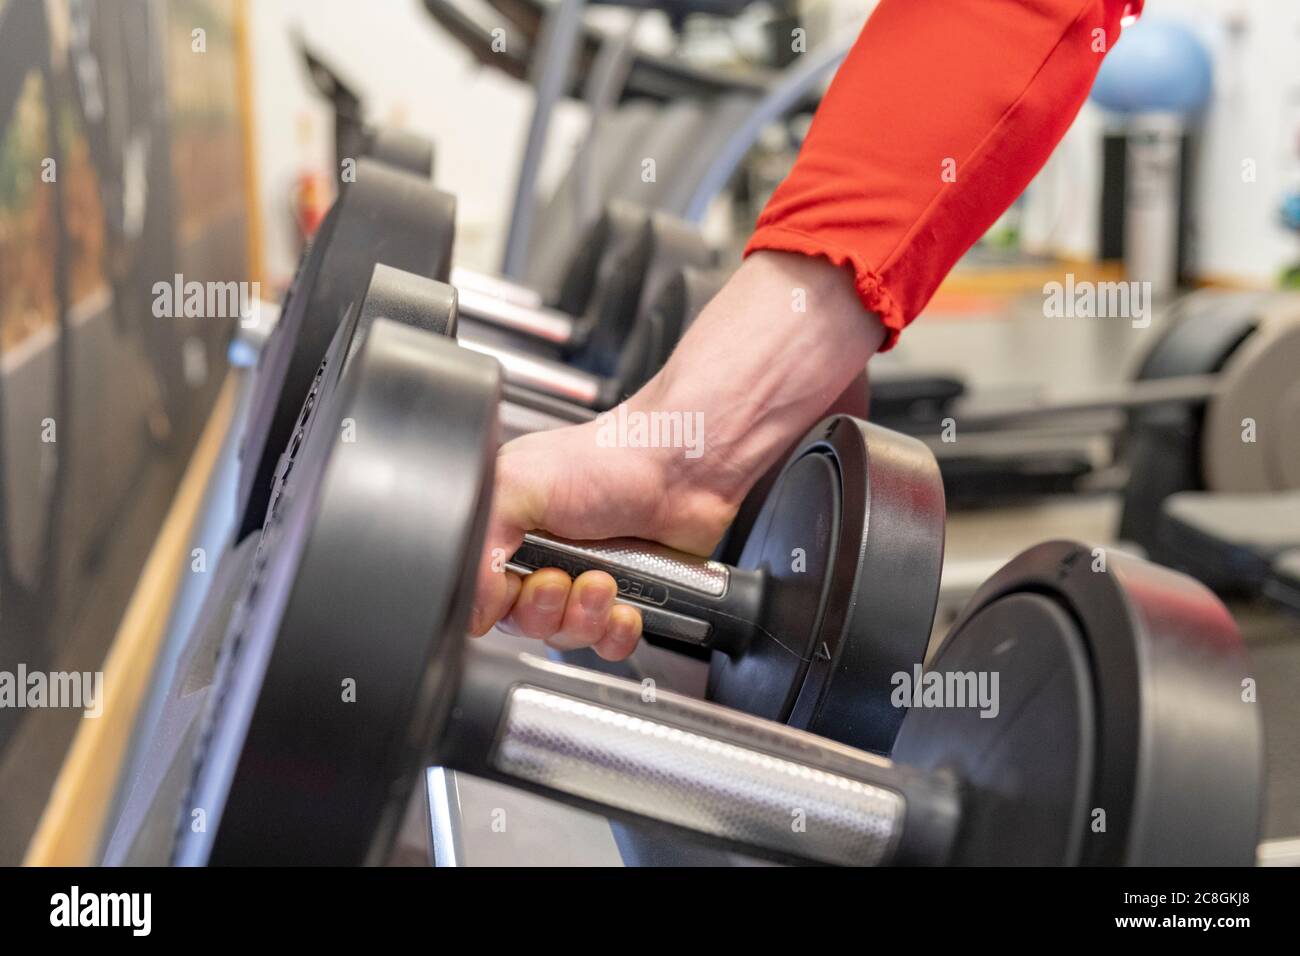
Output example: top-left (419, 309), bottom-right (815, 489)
top-left (1090, 16), bottom-right (1213, 115)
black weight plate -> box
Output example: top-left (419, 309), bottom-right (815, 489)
top-left (708, 453), bottom-right (839, 724)
top-left (1134, 290), bottom-right (1266, 382)
top-left (584, 216), bottom-right (713, 398)
top-left (1119, 291), bottom-right (1267, 552)
top-left (551, 205), bottom-right (640, 317)
top-left (709, 417), bottom-right (945, 755)
top-left (347, 263), bottom-right (458, 369)
top-left (569, 204), bottom-right (653, 382)
top-left (235, 159), bottom-right (456, 541)
top-left (891, 592), bottom-right (1094, 865)
top-left (177, 313), bottom-right (500, 865)
top-left (365, 127), bottom-right (435, 179)
top-left (647, 266), bottom-right (725, 359)
top-left (914, 541), bottom-right (1262, 865)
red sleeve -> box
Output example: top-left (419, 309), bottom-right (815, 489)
top-left (745, 0), bottom-right (1142, 349)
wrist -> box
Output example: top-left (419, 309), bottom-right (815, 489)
top-left (632, 251), bottom-right (885, 509)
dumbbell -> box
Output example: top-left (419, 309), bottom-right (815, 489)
top-left (453, 201), bottom-right (712, 409)
top-left (353, 263), bottom-right (943, 751)
top-left (173, 310), bottom-right (1261, 866)
top-left (355, 136), bottom-right (717, 403)
top-left (354, 122), bottom-right (714, 366)
top-left (234, 157), bottom-right (455, 541)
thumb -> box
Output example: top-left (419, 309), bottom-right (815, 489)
top-left (469, 458), bottom-right (546, 636)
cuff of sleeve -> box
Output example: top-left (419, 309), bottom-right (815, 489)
top-left (743, 224), bottom-right (907, 352)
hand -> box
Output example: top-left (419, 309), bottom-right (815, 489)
top-left (470, 251), bottom-right (887, 659)
top-left (470, 415), bottom-right (736, 659)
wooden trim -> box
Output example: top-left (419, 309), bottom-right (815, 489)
top-left (233, 0), bottom-right (265, 287)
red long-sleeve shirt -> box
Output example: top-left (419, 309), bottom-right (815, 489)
top-left (745, 0), bottom-right (1142, 349)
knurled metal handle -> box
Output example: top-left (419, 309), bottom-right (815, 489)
top-left (510, 533), bottom-right (730, 597)
top-left (496, 685), bottom-right (903, 866)
top-left (507, 533), bottom-right (753, 647)
top-left (443, 646), bottom-right (959, 866)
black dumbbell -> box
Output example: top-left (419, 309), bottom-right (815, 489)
top-left (234, 158), bottom-right (455, 541)
top-left (352, 122), bottom-right (714, 369)
top-left (352, 131), bottom-right (717, 404)
top-left (453, 201), bottom-right (712, 409)
top-left (171, 311), bottom-right (1261, 867)
top-left (350, 264), bottom-right (944, 751)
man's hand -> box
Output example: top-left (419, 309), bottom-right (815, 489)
top-left (470, 415), bottom-right (736, 659)
top-left (471, 251), bottom-right (887, 659)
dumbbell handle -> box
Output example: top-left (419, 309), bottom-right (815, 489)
top-left (450, 266), bottom-right (545, 310)
top-left (460, 337), bottom-right (604, 407)
top-left (457, 284), bottom-right (578, 347)
top-left (507, 533), bottom-right (765, 654)
top-left (441, 644), bottom-right (960, 866)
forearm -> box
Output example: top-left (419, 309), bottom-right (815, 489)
top-left (632, 251), bottom-right (884, 510)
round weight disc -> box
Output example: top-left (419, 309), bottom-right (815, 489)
top-left (709, 417), bottom-right (946, 756)
top-left (570, 204), bottom-right (652, 381)
top-left (365, 127), bottom-right (435, 179)
top-left (890, 592), bottom-right (1094, 865)
top-left (708, 452), bottom-right (840, 724)
top-left (648, 266), bottom-right (726, 358)
top-left (920, 540), bottom-right (1262, 865)
top-left (178, 313), bottom-right (500, 866)
top-left (1134, 289), bottom-right (1266, 382)
top-left (552, 204), bottom-right (643, 317)
top-left (1203, 306), bottom-right (1300, 492)
top-left (235, 160), bottom-right (456, 540)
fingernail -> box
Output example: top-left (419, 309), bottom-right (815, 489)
top-left (580, 584), bottom-right (613, 615)
top-left (610, 617), bottom-right (634, 645)
top-left (535, 584), bottom-right (567, 613)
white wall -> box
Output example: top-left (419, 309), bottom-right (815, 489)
top-left (1021, 0), bottom-right (1300, 285)
top-left (246, 0), bottom-right (593, 286)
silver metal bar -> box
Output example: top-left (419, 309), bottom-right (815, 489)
top-left (448, 647), bottom-right (960, 866)
top-left (496, 685), bottom-right (904, 867)
top-left (451, 266), bottom-right (544, 310)
top-left (425, 767), bottom-right (463, 867)
top-left (949, 373), bottom-right (1221, 432)
top-left (456, 285), bottom-right (576, 345)
top-left (511, 532), bottom-right (730, 597)
top-left (460, 335), bottom-right (601, 406)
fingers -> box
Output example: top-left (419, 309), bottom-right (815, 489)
top-left (593, 604), bottom-right (643, 662)
top-left (470, 455), bottom-right (540, 635)
top-left (491, 569), bottom-right (642, 661)
top-left (542, 570), bottom-right (618, 650)
top-left (503, 567), bottom-right (571, 640)
top-left (470, 534), bottom-right (521, 636)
